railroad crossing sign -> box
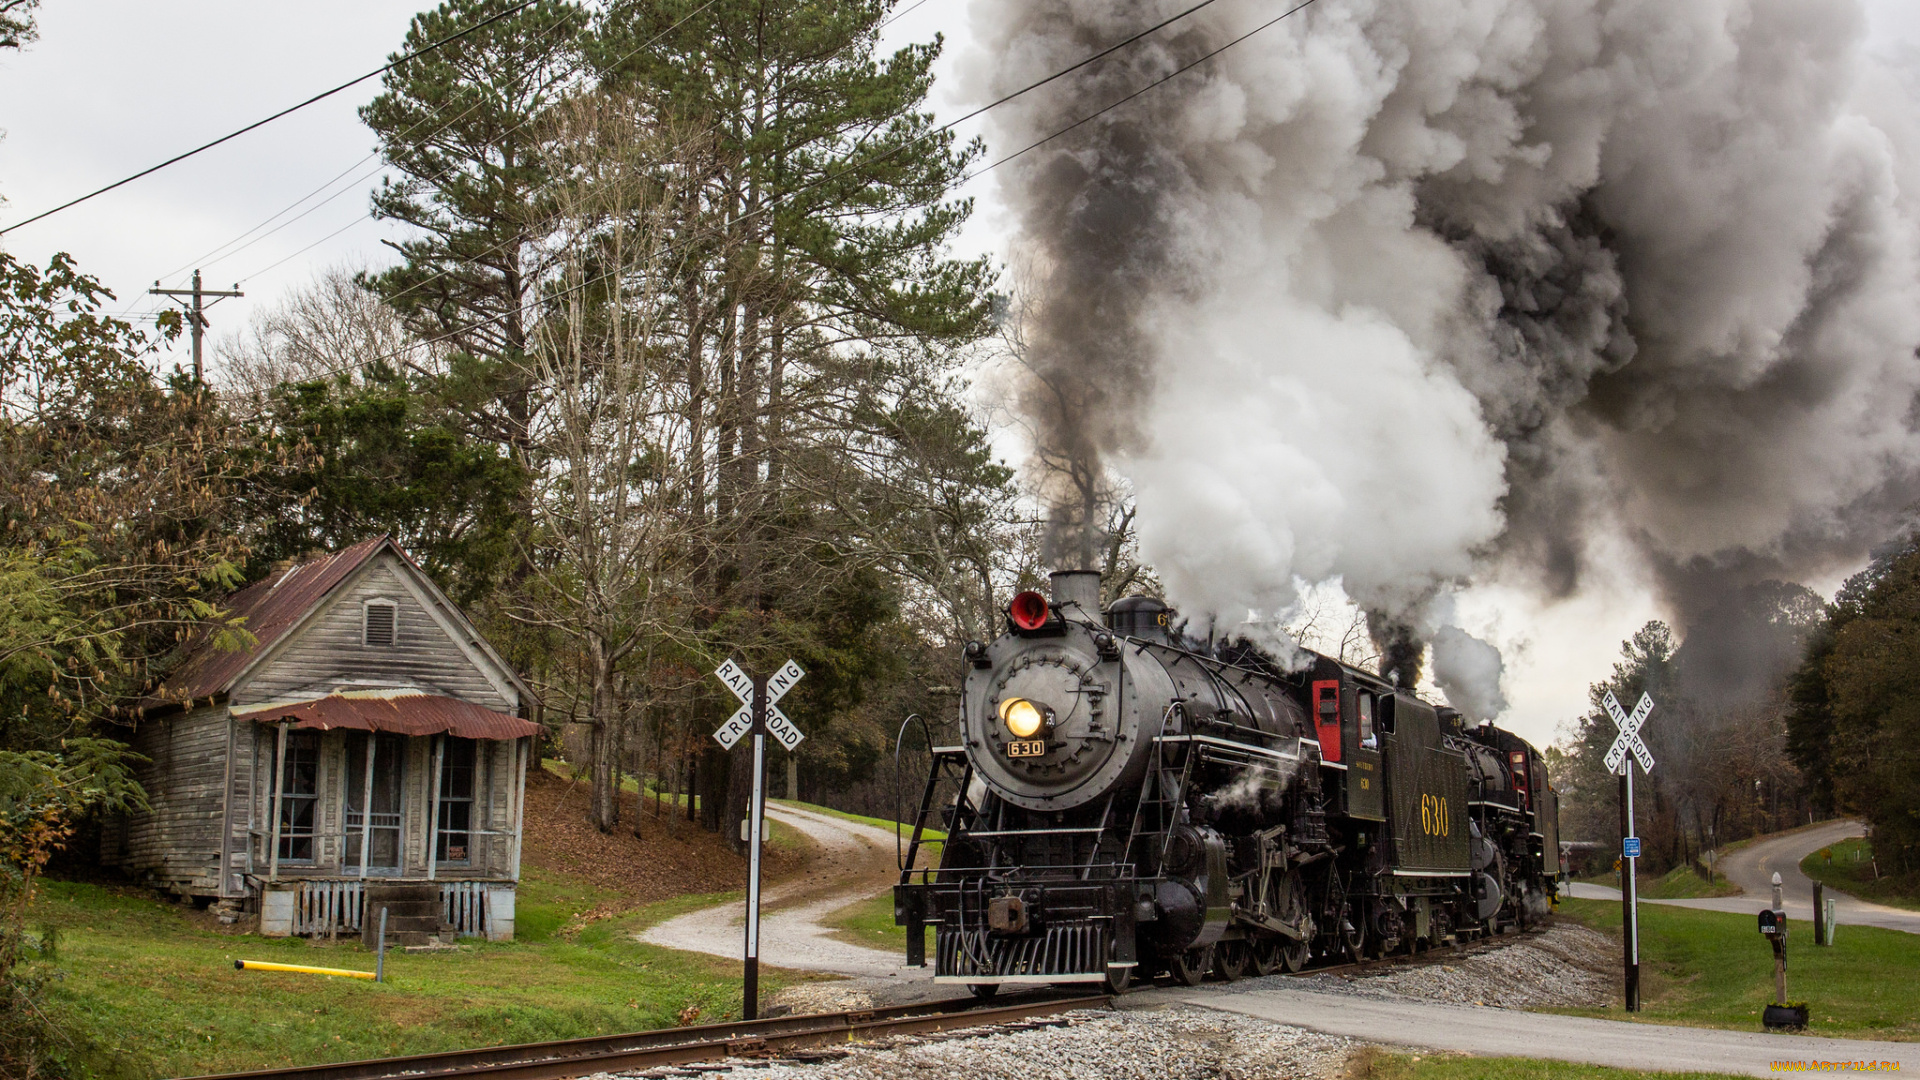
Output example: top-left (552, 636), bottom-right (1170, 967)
top-left (713, 658), bottom-right (806, 750)
top-left (1601, 689), bottom-right (1654, 1014)
top-left (709, 658), bottom-right (805, 1022)
top-left (1603, 691), bottom-right (1655, 776)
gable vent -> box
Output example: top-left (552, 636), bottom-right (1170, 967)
top-left (364, 602), bottom-right (396, 647)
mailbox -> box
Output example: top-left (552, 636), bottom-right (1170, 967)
top-left (1758, 909), bottom-right (1781, 936)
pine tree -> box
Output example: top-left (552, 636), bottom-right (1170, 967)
top-left (358, 0), bottom-right (589, 456)
top-left (593, 0), bottom-right (996, 846)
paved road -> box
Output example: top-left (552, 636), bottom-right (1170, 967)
top-left (1567, 820), bottom-right (1920, 935)
top-left (638, 804), bottom-right (929, 980)
top-left (1147, 984), bottom-right (1912, 1078)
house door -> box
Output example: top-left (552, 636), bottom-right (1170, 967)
top-left (345, 733), bottom-right (405, 873)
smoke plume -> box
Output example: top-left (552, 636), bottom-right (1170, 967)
top-left (974, 0), bottom-right (1920, 709)
top-left (1431, 625), bottom-right (1510, 722)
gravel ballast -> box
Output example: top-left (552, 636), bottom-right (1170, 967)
top-left (1284, 923), bottom-right (1616, 1009)
top-left (589, 1006), bottom-right (1355, 1080)
top-left (589, 923), bottom-right (1612, 1079)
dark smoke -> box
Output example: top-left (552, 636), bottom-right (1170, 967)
top-left (992, 12), bottom-right (1218, 568)
top-left (1367, 612), bottom-right (1423, 690)
top-left (973, 0), bottom-right (1920, 709)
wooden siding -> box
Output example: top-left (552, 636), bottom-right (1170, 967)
top-left (132, 547), bottom-right (528, 897)
top-left (242, 727), bottom-right (518, 881)
top-left (120, 705), bottom-right (229, 893)
top-left (232, 552), bottom-right (517, 712)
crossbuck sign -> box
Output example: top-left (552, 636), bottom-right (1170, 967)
top-left (710, 658), bottom-right (805, 1021)
top-left (713, 658), bottom-right (806, 750)
top-left (1603, 691), bottom-right (1655, 776)
top-left (1601, 689), bottom-right (1655, 1014)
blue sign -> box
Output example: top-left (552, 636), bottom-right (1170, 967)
top-left (1623, 837), bottom-right (1642, 859)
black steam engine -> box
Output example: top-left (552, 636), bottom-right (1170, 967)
top-left (893, 571), bottom-right (1561, 992)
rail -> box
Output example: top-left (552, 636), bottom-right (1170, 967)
top-left (171, 992), bottom-right (1110, 1080)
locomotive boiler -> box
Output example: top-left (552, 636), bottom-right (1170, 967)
top-left (892, 571), bottom-right (1561, 992)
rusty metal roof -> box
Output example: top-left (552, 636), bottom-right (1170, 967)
top-left (150, 536), bottom-right (391, 707)
top-left (231, 689), bottom-right (540, 741)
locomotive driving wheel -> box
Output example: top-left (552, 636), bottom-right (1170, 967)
top-left (1325, 872), bottom-right (1365, 961)
top-left (1167, 945), bottom-right (1213, 986)
top-left (1275, 870), bottom-right (1313, 972)
top-left (1211, 940), bottom-right (1248, 982)
top-left (1249, 936), bottom-right (1282, 977)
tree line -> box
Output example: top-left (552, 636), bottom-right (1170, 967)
top-left (2, 0), bottom-right (1074, 915)
top-left (1554, 556), bottom-right (1920, 887)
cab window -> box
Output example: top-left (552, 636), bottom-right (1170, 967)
top-left (1358, 692), bottom-right (1376, 748)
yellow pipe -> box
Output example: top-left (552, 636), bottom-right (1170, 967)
top-left (234, 960), bottom-right (377, 980)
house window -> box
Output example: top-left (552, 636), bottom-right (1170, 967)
top-left (345, 732), bottom-right (405, 872)
top-left (276, 730), bottom-right (320, 862)
top-left (436, 737), bottom-right (478, 865)
top-left (364, 600), bottom-right (397, 647)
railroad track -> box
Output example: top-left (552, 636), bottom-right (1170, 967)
top-left (175, 992), bottom-right (1110, 1080)
top-left (178, 928), bottom-right (1550, 1080)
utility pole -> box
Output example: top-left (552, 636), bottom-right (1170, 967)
top-left (150, 270), bottom-right (242, 382)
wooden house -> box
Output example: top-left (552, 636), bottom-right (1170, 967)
top-left (111, 537), bottom-right (539, 941)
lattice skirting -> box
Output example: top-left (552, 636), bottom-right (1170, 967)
top-left (287, 880), bottom-right (498, 937)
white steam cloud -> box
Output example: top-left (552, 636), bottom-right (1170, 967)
top-left (973, 0), bottom-right (1920, 716)
top-left (1431, 625), bottom-right (1510, 722)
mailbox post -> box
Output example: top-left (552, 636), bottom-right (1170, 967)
top-left (1759, 871), bottom-right (1808, 1029)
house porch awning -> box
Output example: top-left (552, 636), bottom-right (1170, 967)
top-left (231, 690), bottom-right (540, 741)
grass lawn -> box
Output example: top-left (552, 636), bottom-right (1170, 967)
top-left (1349, 1049), bottom-right (1742, 1080)
top-left (1553, 897), bottom-right (1920, 1040)
top-left (28, 873), bottom-right (800, 1080)
top-left (821, 890), bottom-right (911, 955)
top-left (769, 798), bottom-right (946, 864)
top-left (1799, 837), bottom-right (1920, 913)
top-left (1575, 864), bottom-right (1738, 900)
top-left (1638, 864), bottom-right (1741, 900)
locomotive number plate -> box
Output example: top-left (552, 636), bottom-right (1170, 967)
top-left (1006, 739), bottom-right (1047, 758)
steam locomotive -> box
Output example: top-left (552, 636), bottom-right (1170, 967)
top-left (893, 571), bottom-right (1561, 992)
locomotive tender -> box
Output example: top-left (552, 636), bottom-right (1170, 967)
top-left (893, 571), bottom-right (1560, 992)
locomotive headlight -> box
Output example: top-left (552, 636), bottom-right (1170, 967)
top-left (999, 697), bottom-right (1047, 739)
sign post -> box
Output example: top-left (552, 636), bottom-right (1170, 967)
top-left (1603, 690), bottom-right (1655, 1013)
top-left (713, 658), bottom-right (805, 1021)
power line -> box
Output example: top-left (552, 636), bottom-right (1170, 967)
top-left (242, 213), bottom-right (377, 285)
top-left (0, 0), bottom-right (546, 238)
top-left (973, 0), bottom-right (1327, 175)
top-left (877, 0), bottom-right (934, 31)
top-left (209, 0), bottom-right (721, 294)
top-left (254, 0), bottom-right (1231, 349)
top-left (305, 0), bottom-right (1323, 384)
top-left (161, 0), bottom-right (604, 287)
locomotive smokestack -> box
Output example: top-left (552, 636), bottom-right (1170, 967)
top-left (1050, 570), bottom-right (1102, 617)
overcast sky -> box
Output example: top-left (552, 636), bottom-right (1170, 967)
top-left (3, 1), bottom-right (1917, 750)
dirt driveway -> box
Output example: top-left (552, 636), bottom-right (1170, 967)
top-left (638, 804), bottom-right (928, 979)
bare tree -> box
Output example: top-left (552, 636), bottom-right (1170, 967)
top-left (503, 93), bottom-right (714, 834)
top-left (212, 266), bottom-right (420, 416)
